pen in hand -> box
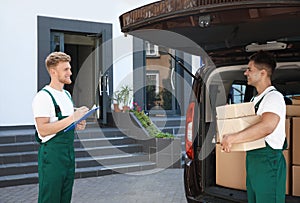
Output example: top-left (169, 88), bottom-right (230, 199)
top-left (73, 106), bottom-right (89, 121)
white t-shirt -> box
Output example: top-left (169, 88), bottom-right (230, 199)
top-left (252, 86), bottom-right (286, 149)
top-left (32, 85), bottom-right (74, 143)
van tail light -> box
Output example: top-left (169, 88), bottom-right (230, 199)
top-left (185, 102), bottom-right (195, 160)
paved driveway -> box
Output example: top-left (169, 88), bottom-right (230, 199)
top-left (0, 169), bottom-right (187, 203)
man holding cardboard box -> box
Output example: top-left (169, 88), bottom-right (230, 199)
top-left (221, 51), bottom-right (286, 203)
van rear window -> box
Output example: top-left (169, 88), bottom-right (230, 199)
top-left (228, 84), bottom-right (246, 104)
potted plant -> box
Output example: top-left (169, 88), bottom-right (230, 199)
top-left (130, 102), bottom-right (181, 168)
top-left (112, 85), bottom-right (133, 112)
top-left (119, 85), bottom-right (132, 111)
top-left (112, 90), bottom-right (122, 112)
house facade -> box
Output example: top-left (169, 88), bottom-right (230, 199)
top-left (0, 0), bottom-right (199, 128)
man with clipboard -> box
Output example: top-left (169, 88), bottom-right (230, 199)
top-left (32, 52), bottom-right (89, 203)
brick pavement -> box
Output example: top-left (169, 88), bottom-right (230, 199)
top-left (0, 168), bottom-right (187, 203)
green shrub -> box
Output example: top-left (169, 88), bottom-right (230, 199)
top-left (155, 132), bottom-right (175, 138)
top-left (132, 109), bottom-right (174, 138)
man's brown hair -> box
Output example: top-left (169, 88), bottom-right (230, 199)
top-left (45, 52), bottom-right (71, 72)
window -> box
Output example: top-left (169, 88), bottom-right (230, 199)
top-left (145, 41), bottom-right (160, 57)
top-left (228, 84), bottom-right (246, 104)
top-left (146, 72), bottom-right (159, 94)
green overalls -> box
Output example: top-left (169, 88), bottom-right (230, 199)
top-left (246, 143), bottom-right (286, 202)
top-left (36, 89), bottom-right (75, 203)
top-left (246, 90), bottom-right (287, 203)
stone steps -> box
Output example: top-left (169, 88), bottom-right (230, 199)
top-left (0, 115), bottom-right (186, 188)
top-left (0, 124), bottom-right (156, 188)
top-left (0, 161), bottom-right (156, 187)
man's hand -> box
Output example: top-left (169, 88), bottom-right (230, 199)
top-left (221, 134), bottom-right (235, 153)
top-left (73, 106), bottom-right (89, 121)
top-left (76, 120), bottom-right (86, 131)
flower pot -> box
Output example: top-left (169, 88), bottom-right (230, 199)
top-left (150, 137), bottom-right (182, 169)
top-left (113, 103), bottom-right (121, 112)
top-left (112, 111), bottom-right (132, 129)
top-left (122, 105), bottom-right (130, 112)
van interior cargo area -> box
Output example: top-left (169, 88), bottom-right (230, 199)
top-left (204, 62), bottom-right (300, 201)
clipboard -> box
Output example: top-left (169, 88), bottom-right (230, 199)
top-left (64, 106), bottom-right (100, 132)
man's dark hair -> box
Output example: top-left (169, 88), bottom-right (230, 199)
top-left (249, 50), bottom-right (276, 77)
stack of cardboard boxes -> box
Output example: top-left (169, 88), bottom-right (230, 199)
top-left (215, 102), bottom-right (264, 190)
top-left (287, 97), bottom-right (300, 196)
top-left (215, 102), bottom-right (292, 195)
top-left (216, 102), bottom-right (265, 151)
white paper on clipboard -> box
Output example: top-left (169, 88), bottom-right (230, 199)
top-left (64, 106), bottom-right (99, 132)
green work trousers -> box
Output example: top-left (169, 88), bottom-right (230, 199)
top-left (38, 128), bottom-right (75, 203)
top-left (246, 143), bottom-right (286, 203)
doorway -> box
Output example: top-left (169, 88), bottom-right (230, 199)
top-left (50, 32), bottom-right (104, 121)
top-left (38, 16), bottom-right (113, 124)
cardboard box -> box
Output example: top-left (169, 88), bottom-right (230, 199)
top-left (215, 144), bottom-right (246, 190)
top-left (292, 117), bottom-right (300, 165)
top-left (292, 165), bottom-right (300, 196)
top-left (292, 96), bottom-right (300, 105)
top-left (217, 115), bottom-right (266, 151)
top-left (216, 102), bottom-right (255, 119)
top-left (283, 150), bottom-right (290, 195)
top-left (286, 105), bottom-right (300, 117)
top-left (292, 100), bottom-right (300, 105)
top-left (228, 138), bottom-right (266, 151)
top-left (216, 145), bottom-right (290, 194)
top-left (217, 115), bottom-right (261, 139)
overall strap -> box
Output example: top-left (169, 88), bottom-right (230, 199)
top-left (252, 88), bottom-right (287, 150)
top-left (282, 138), bottom-right (288, 150)
top-left (42, 89), bottom-right (62, 118)
top-left (64, 90), bottom-right (74, 106)
top-left (253, 89), bottom-right (277, 113)
top-left (35, 89), bottom-right (73, 144)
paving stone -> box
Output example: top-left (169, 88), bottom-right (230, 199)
top-left (0, 169), bottom-right (187, 203)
